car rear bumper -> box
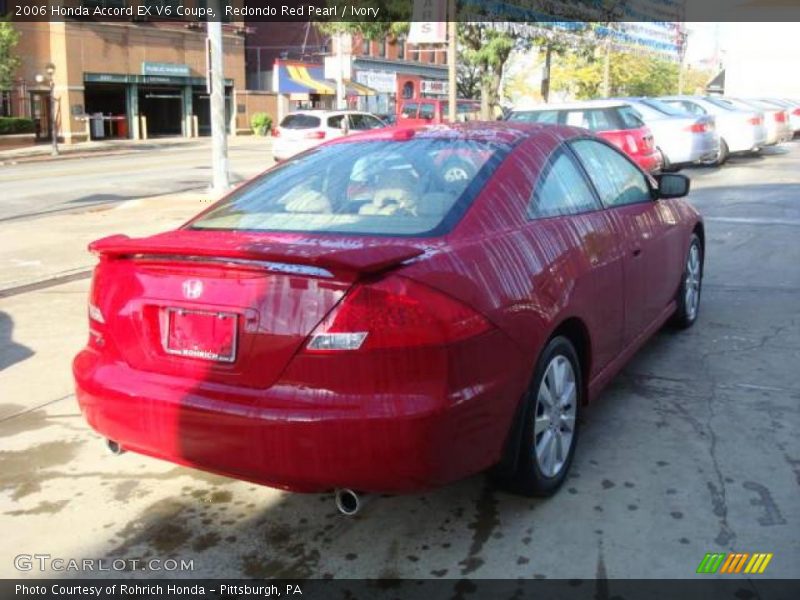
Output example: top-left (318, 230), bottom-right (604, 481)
top-left (73, 338), bottom-right (525, 493)
top-left (636, 150), bottom-right (662, 173)
top-left (661, 132), bottom-right (720, 165)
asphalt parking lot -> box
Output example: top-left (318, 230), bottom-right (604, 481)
top-left (1, 142), bottom-right (798, 580)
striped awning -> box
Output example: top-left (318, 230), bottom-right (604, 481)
top-left (277, 62), bottom-right (376, 96)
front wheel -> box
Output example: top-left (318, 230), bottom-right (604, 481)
top-left (502, 336), bottom-right (582, 497)
top-left (672, 234), bottom-right (703, 329)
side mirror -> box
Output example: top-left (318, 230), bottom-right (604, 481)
top-left (655, 173), bottom-right (690, 199)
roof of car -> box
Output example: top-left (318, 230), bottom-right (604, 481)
top-left (320, 121), bottom-right (582, 148)
top-left (512, 100), bottom-right (628, 112)
top-left (284, 110), bottom-right (377, 117)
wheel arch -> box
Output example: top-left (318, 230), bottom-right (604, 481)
top-left (548, 316), bottom-right (592, 406)
top-left (492, 315), bottom-right (592, 480)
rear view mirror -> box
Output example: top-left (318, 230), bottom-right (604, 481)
top-left (656, 173), bottom-right (690, 199)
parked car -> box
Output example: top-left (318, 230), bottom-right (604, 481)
top-left (508, 101), bottom-right (662, 172)
top-left (272, 110), bottom-right (386, 161)
top-left (659, 96), bottom-right (767, 164)
top-left (707, 97), bottom-right (792, 146)
top-left (397, 98), bottom-right (481, 126)
top-left (750, 98), bottom-right (800, 137)
top-left (74, 123), bottom-right (704, 505)
top-left (611, 97), bottom-right (720, 169)
top-left (756, 98), bottom-right (800, 135)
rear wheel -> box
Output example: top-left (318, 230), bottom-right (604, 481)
top-left (671, 234), bottom-right (703, 329)
top-left (503, 336), bottom-right (582, 496)
top-left (701, 138), bottom-right (728, 167)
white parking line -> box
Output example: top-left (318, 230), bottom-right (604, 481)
top-left (706, 216), bottom-right (800, 226)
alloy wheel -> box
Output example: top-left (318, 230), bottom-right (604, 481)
top-left (533, 355), bottom-right (577, 478)
top-left (685, 243), bottom-right (702, 321)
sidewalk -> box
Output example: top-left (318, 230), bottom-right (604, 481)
top-left (0, 190), bottom-right (214, 293)
top-left (0, 134), bottom-right (266, 165)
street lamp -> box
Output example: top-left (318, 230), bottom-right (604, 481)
top-left (35, 62), bottom-right (59, 156)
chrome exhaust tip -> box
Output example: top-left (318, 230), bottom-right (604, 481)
top-left (334, 488), bottom-right (364, 516)
top-left (105, 439), bottom-right (125, 455)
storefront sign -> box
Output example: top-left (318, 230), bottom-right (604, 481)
top-left (421, 80), bottom-right (448, 95)
top-left (85, 73), bottom-right (233, 87)
top-left (142, 62), bottom-right (191, 77)
top-left (355, 70), bottom-right (397, 94)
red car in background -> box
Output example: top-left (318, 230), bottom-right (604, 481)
top-left (397, 98), bottom-right (481, 126)
top-left (74, 123), bottom-right (702, 510)
top-left (508, 101), bottom-right (663, 172)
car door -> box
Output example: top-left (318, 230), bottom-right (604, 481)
top-left (571, 139), bottom-right (681, 345)
top-left (526, 146), bottom-right (625, 373)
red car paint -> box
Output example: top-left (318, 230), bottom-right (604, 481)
top-left (73, 123), bottom-right (702, 494)
top-left (595, 126), bottom-right (662, 173)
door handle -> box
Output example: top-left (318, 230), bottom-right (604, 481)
top-left (632, 247), bottom-right (642, 257)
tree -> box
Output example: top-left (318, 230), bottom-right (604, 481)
top-left (551, 49), bottom-right (681, 99)
top-left (0, 19), bottom-right (21, 91)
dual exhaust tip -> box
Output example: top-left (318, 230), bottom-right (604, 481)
top-left (107, 440), bottom-right (365, 516)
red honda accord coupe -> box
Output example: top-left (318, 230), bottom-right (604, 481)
top-left (74, 123), bottom-right (703, 499)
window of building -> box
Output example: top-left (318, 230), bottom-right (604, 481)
top-left (402, 82), bottom-right (415, 99)
top-left (397, 39), bottom-right (405, 60)
top-left (362, 38), bottom-right (371, 56)
top-left (0, 91), bottom-right (12, 118)
top-left (379, 38), bottom-right (387, 58)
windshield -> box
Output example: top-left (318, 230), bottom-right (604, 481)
top-left (704, 97), bottom-right (740, 111)
top-left (189, 139), bottom-right (507, 237)
top-left (639, 98), bottom-right (689, 117)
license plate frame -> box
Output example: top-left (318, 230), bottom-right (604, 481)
top-left (163, 308), bottom-right (238, 363)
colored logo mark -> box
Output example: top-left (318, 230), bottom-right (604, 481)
top-left (696, 552), bottom-right (773, 574)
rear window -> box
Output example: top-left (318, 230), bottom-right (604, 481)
top-left (617, 106), bottom-right (645, 129)
top-left (508, 110), bottom-right (559, 124)
top-left (639, 98), bottom-right (688, 117)
top-left (189, 139), bottom-right (508, 237)
top-left (280, 114), bottom-right (321, 129)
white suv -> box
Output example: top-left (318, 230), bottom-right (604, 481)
top-left (272, 110), bottom-right (386, 161)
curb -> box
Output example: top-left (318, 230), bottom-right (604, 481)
top-left (0, 268), bottom-right (93, 299)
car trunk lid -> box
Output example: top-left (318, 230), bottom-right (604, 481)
top-left (89, 230), bottom-right (426, 389)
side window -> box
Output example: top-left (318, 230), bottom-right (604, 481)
top-left (571, 140), bottom-right (652, 208)
top-left (529, 150), bottom-right (600, 218)
top-left (327, 115), bottom-right (345, 128)
top-left (363, 115), bottom-right (385, 129)
top-left (400, 103), bottom-right (418, 118)
top-left (419, 103), bottom-right (435, 120)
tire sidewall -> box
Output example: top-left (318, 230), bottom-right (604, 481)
top-left (676, 234), bottom-right (703, 327)
top-left (516, 336), bottom-right (582, 495)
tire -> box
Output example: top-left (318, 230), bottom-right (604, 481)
top-left (702, 138), bottom-right (728, 167)
top-left (671, 234), bottom-right (703, 329)
top-left (501, 336), bottom-right (582, 497)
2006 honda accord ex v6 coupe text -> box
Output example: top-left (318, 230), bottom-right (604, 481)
top-left (73, 123), bottom-right (703, 500)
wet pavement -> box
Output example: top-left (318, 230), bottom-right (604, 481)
top-left (1, 142), bottom-right (798, 579)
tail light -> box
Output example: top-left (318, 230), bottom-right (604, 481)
top-left (272, 127), bottom-right (280, 137)
top-left (747, 116), bottom-right (763, 126)
top-left (774, 112), bottom-right (787, 123)
top-left (793, 108), bottom-right (800, 116)
top-left (304, 277), bottom-right (491, 352)
top-left (304, 130), bottom-right (326, 140)
top-left (686, 122), bottom-right (710, 133)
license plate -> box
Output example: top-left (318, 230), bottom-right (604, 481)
top-left (164, 308), bottom-right (238, 363)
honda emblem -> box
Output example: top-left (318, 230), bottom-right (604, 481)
top-left (182, 279), bottom-right (203, 300)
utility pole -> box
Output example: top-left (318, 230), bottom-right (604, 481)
top-left (335, 31), bottom-right (346, 110)
top-left (207, 4), bottom-right (229, 193)
top-left (447, 0), bottom-right (457, 122)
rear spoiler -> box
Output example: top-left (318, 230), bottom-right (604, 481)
top-left (88, 233), bottom-right (426, 276)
